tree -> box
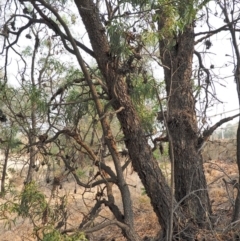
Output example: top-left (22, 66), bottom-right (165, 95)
top-left (0, 119), bottom-right (19, 194)
top-left (219, 0), bottom-right (240, 223)
top-left (1, 0), bottom-right (240, 240)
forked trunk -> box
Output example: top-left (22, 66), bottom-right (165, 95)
top-left (75, 0), bottom-right (210, 237)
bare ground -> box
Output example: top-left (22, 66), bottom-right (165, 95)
top-left (0, 158), bottom-right (239, 241)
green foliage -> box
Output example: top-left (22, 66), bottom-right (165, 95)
top-left (141, 30), bottom-right (158, 46)
top-left (65, 88), bottom-right (89, 125)
top-left (42, 227), bottom-right (88, 241)
top-left (0, 182), bottom-right (88, 240)
top-left (130, 76), bottom-right (159, 133)
top-left (18, 182), bottom-right (47, 218)
top-left (131, 76), bottom-right (156, 101)
top-left (0, 183), bottom-right (47, 230)
top-left (107, 21), bottom-right (132, 57)
top-left (1, 83), bottom-right (48, 118)
top-left (0, 119), bottom-right (22, 153)
top-left (22, 46), bottom-right (33, 57)
top-left (76, 169), bottom-right (86, 178)
top-left (135, 103), bottom-right (156, 133)
top-left (44, 0), bottom-right (69, 6)
top-left (65, 66), bottom-right (83, 81)
top-left (123, 0), bottom-right (155, 8)
top-left (8, 137), bottom-right (22, 150)
top-left (39, 57), bottom-right (68, 75)
top-left (141, 187), bottom-right (147, 195)
top-left (28, 86), bottom-right (48, 114)
top-left (153, 142), bottom-right (169, 160)
top-left (124, 0), bottom-right (210, 41)
top-left (0, 201), bottom-right (18, 229)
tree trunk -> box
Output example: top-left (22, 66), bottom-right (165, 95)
top-left (1, 144), bottom-right (10, 194)
top-left (25, 134), bottom-right (36, 183)
top-left (75, 0), bottom-right (195, 237)
top-left (1, 127), bottom-right (13, 195)
top-left (232, 53), bottom-right (240, 223)
top-left (230, 33), bottom-right (240, 222)
top-left (158, 20), bottom-right (212, 226)
top-left (26, 40), bottom-right (38, 184)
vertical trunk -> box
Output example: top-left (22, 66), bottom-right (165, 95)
top-left (1, 127), bottom-right (13, 195)
top-left (232, 35), bottom-right (240, 222)
top-left (232, 48), bottom-right (240, 222)
top-left (26, 132), bottom-right (36, 183)
top-left (1, 143), bottom-right (10, 194)
top-left (26, 36), bottom-right (38, 184)
top-left (233, 124), bottom-right (240, 221)
top-left (158, 20), bottom-right (212, 226)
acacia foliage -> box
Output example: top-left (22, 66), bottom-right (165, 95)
top-left (1, 0), bottom-right (240, 240)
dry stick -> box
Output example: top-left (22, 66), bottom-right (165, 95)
top-left (154, 84), bottom-right (174, 241)
top-left (222, 178), bottom-right (235, 206)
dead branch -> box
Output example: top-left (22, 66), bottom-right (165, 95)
top-left (197, 113), bottom-right (240, 151)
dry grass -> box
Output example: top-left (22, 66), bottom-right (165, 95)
top-left (0, 158), bottom-right (239, 241)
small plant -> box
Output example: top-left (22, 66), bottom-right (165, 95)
top-left (17, 182), bottom-right (47, 218)
top-left (141, 187), bottom-right (147, 195)
top-left (41, 227), bottom-right (88, 241)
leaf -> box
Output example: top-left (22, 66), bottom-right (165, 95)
top-left (22, 46), bottom-right (33, 56)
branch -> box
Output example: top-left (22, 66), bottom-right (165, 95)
top-left (194, 25), bottom-right (228, 45)
top-left (45, 17), bottom-right (95, 57)
top-left (102, 198), bottom-right (124, 222)
top-left (197, 113), bottom-right (240, 151)
top-left (11, 10), bottom-right (95, 57)
top-left (24, 129), bottom-right (97, 163)
top-left (23, 129), bottom-right (68, 148)
top-left (98, 106), bottom-right (125, 121)
top-left (60, 155), bottom-right (117, 188)
top-left (78, 199), bottom-right (103, 229)
top-left (194, 16), bottom-right (240, 45)
top-left (94, 161), bottom-right (117, 180)
top-left (151, 135), bottom-right (168, 153)
top-left (153, 135), bottom-right (168, 143)
top-left (194, 50), bottom-right (211, 84)
top-left (62, 219), bottom-right (129, 235)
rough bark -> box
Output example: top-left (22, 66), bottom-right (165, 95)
top-left (158, 19), bottom-right (212, 226)
top-left (232, 47), bottom-right (240, 221)
top-left (74, 0), bottom-right (195, 237)
top-left (233, 124), bottom-right (240, 222)
top-left (232, 45), bottom-right (240, 223)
